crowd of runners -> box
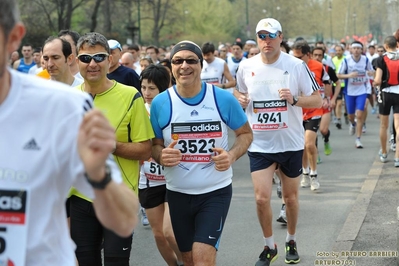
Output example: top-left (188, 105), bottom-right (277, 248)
top-left (3, 0), bottom-right (399, 265)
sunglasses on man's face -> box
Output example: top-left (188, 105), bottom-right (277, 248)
top-left (171, 58), bottom-right (200, 65)
top-left (78, 53), bottom-right (109, 64)
top-left (377, 50), bottom-right (384, 53)
top-left (258, 33), bottom-right (279, 40)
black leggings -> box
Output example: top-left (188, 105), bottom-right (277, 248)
top-left (69, 196), bottom-right (133, 266)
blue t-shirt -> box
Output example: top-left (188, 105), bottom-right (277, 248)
top-left (150, 82), bottom-right (247, 138)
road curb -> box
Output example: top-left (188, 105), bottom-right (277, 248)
top-left (332, 155), bottom-right (383, 258)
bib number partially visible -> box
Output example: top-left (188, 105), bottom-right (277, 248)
top-left (0, 189), bottom-right (28, 266)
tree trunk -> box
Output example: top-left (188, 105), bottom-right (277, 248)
top-left (103, 0), bottom-right (112, 36)
top-left (90, 0), bottom-right (103, 32)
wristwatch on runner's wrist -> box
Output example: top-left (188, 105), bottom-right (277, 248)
top-left (85, 164), bottom-right (112, 190)
top-left (291, 96), bottom-right (298, 106)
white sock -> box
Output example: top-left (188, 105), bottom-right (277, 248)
top-left (310, 169), bottom-right (317, 175)
top-left (263, 236), bottom-right (275, 249)
top-left (286, 233), bottom-right (296, 242)
top-left (302, 167), bottom-right (309, 174)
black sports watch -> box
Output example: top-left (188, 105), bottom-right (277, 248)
top-left (85, 164), bottom-right (112, 190)
top-left (291, 96), bottom-right (298, 106)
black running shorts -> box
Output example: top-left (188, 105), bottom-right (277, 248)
top-left (167, 184), bottom-right (232, 252)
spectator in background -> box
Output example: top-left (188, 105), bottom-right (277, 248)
top-left (107, 39), bottom-right (140, 89)
top-left (121, 52), bottom-right (135, 69)
top-left (42, 37), bottom-right (83, 86)
top-left (159, 59), bottom-right (175, 86)
top-left (201, 42), bottom-right (236, 92)
top-left (127, 44), bottom-right (142, 75)
top-left (13, 43), bottom-right (35, 73)
top-left (244, 39), bottom-right (257, 58)
top-left (9, 50), bottom-right (19, 66)
top-left (140, 57), bottom-right (153, 72)
top-left (146, 45), bottom-right (160, 64)
top-left (226, 41), bottom-right (246, 80)
top-left (280, 40), bottom-right (290, 54)
top-left (58, 29), bottom-right (82, 79)
top-left (366, 45), bottom-right (379, 62)
top-left (248, 47), bottom-right (260, 58)
top-left (218, 45), bottom-right (228, 61)
top-left (28, 47), bottom-right (43, 75)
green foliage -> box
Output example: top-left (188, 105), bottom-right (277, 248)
top-left (15, 0), bottom-right (394, 48)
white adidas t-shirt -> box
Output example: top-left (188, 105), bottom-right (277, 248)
top-left (236, 52), bottom-right (319, 153)
top-left (0, 69), bottom-right (122, 266)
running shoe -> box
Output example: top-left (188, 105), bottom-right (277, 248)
top-left (336, 121), bottom-right (342, 129)
top-left (324, 142), bottom-right (332, 155)
top-left (395, 159), bottom-right (399, 168)
top-left (349, 123), bottom-right (356, 136)
top-left (310, 174), bottom-right (320, 191)
top-left (362, 123), bottom-right (366, 133)
top-left (255, 244), bottom-right (278, 266)
top-left (273, 172), bottom-right (279, 185)
top-left (390, 134), bottom-right (396, 152)
top-left (277, 182), bottom-right (282, 199)
top-left (344, 114), bottom-right (349, 125)
top-left (391, 143), bottom-right (397, 152)
top-left (141, 207), bottom-right (150, 226)
top-left (276, 204), bottom-right (287, 224)
top-left (317, 155), bottom-right (322, 164)
top-left (355, 139), bottom-right (363, 149)
top-left (300, 173), bottom-right (310, 188)
top-left (285, 240), bottom-right (300, 264)
top-left (379, 149), bottom-right (388, 163)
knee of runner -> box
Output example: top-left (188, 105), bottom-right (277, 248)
top-left (283, 195), bottom-right (298, 206)
top-left (255, 194), bottom-right (271, 205)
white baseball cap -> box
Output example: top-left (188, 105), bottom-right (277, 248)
top-left (255, 18), bottom-right (282, 34)
top-left (107, 39), bottom-right (122, 51)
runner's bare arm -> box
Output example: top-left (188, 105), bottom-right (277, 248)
top-left (113, 140), bottom-right (152, 161)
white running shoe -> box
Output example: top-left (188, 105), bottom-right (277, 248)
top-left (390, 134), bottom-right (396, 151)
top-left (300, 173), bottom-right (310, 188)
top-left (395, 159), bottom-right (399, 168)
top-left (391, 143), bottom-right (397, 152)
top-left (379, 149), bottom-right (388, 163)
top-left (355, 139), bottom-right (363, 149)
top-left (362, 124), bottom-right (366, 133)
top-left (141, 207), bottom-right (150, 226)
top-left (349, 123), bottom-right (356, 135)
top-left (276, 204), bottom-right (287, 224)
top-left (310, 175), bottom-right (320, 191)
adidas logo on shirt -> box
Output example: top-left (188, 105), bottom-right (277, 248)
top-left (23, 139), bottom-right (40, 150)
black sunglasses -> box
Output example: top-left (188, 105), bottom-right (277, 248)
top-left (171, 58), bottom-right (200, 65)
top-left (78, 53), bottom-right (109, 64)
top-left (377, 50), bottom-right (384, 52)
top-left (294, 54), bottom-right (306, 59)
